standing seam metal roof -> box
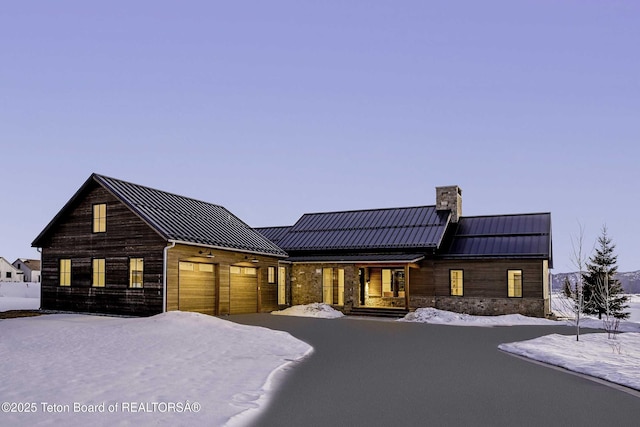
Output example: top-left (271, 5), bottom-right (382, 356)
top-left (31, 174), bottom-right (287, 257)
top-left (276, 206), bottom-right (450, 251)
top-left (444, 213), bottom-right (552, 264)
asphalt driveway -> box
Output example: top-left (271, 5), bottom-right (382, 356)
top-left (229, 314), bottom-right (640, 427)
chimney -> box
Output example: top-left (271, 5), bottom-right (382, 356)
top-left (436, 185), bottom-right (462, 223)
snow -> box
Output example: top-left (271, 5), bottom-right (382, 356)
top-left (271, 303), bottom-right (344, 319)
top-left (0, 282), bottom-right (40, 311)
top-left (0, 311), bottom-right (312, 427)
top-left (399, 307), bottom-right (559, 326)
top-left (499, 333), bottom-right (640, 391)
top-left (550, 293), bottom-right (640, 332)
top-left (4, 281), bottom-right (640, 406)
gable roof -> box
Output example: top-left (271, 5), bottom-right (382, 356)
top-left (443, 213), bottom-right (553, 266)
top-left (274, 206), bottom-right (451, 252)
top-left (14, 259), bottom-right (41, 271)
top-left (255, 226), bottom-right (293, 245)
top-left (32, 174), bottom-right (287, 257)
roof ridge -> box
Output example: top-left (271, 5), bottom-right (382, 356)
top-left (94, 173), bottom-right (228, 211)
top-left (460, 212), bottom-right (551, 219)
top-left (298, 204), bottom-right (438, 217)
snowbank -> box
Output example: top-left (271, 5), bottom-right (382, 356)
top-left (499, 333), bottom-right (640, 391)
top-left (0, 282), bottom-right (40, 311)
top-left (271, 303), bottom-right (344, 319)
top-left (399, 307), bottom-right (559, 326)
top-left (0, 311), bottom-right (312, 426)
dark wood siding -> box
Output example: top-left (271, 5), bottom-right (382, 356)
top-left (39, 183), bottom-right (167, 316)
top-left (433, 259), bottom-right (544, 298)
top-left (409, 260), bottom-right (435, 297)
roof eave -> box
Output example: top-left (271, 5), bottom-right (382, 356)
top-left (32, 174), bottom-right (100, 247)
top-left (168, 240), bottom-right (288, 258)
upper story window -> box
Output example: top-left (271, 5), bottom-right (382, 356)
top-left (450, 270), bottom-right (463, 296)
top-left (93, 204), bottom-right (107, 233)
top-left (508, 270), bottom-right (523, 297)
top-left (60, 259), bottom-right (71, 286)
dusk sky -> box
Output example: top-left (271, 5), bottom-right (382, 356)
top-left (2, 1), bottom-right (639, 273)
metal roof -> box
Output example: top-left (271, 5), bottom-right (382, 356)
top-left (443, 213), bottom-right (552, 264)
top-left (33, 174), bottom-right (287, 257)
top-left (277, 206), bottom-right (450, 251)
top-left (284, 253), bottom-right (426, 264)
top-left (255, 226), bottom-right (292, 245)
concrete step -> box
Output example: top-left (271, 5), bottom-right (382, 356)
top-left (348, 307), bottom-right (409, 318)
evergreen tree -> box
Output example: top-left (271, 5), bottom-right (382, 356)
top-left (582, 226), bottom-right (629, 319)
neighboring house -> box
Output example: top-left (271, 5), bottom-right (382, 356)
top-left (257, 186), bottom-right (553, 318)
top-left (0, 257), bottom-right (24, 282)
top-left (13, 259), bottom-right (41, 282)
top-left (32, 173), bottom-right (288, 316)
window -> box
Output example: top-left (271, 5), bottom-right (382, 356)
top-left (93, 203), bottom-right (106, 233)
top-left (60, 259), bottom-right (71, 286)
top-left (322, 268), bottom-right (345, 306)
top-left (268, 266), bottom-right (276, 284)
top-left (508, 270), bottom-right (522, 297)
top-left (337, 269), bottom-right (345, 306)
top-left (278, 266), bottom-right (286, 305)
top-left (322, 268), bottom-right (333, 304)
top-left (92, 259), bottom-right (105, 287)
top-left (6, 272), bottom-right (11, 279)
top-left (130, 258), bottom-right (144, 288)
top-left (382, 268), bottom-right (405, 297)
top-left (450, 270), bottom-right (463, 296)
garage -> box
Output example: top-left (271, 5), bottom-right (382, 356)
top-left (178, 262), bottom-right (216, 315)
top-left (230, 266), bottom-right (259, 314)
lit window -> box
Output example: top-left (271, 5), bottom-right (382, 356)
top-left (130, 258), bottom-right (144, 288)
top-left (508, 270), bottom-right (522, 297)
top-left (450, 270), bottom-right (463, 296)
top-left (92, 259), bottom-right (105, 287)
top-left (337, 269), bottom-right (344, 306)
top-left (278, 266), bottom-right (286, 305)
top-left (268, 266), bottom-right (276, 284)
top-left (93, 204), bottom-right (106, 233)
top-left (382, 268), bottom-right (405, 297)
top-left (60, 259), bottom-right (71, 286)
top-left (243, 267), bottom-right (257, 276)
top-left (322, 268), bottom-right (333, 304)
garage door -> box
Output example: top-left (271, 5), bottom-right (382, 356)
top-left (179, 262), bottom-right (216, 315)
top-left (230, 266), bottom-right (258, 314)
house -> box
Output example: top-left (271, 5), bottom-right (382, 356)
top-left (32, 173), bottom-right (288, 316)
top-left (13, 259), bottom-right (41, 282)
top-left (0, 257), bottom-right (24, 282)
top-left (257, 186), bottom-right (553, 318)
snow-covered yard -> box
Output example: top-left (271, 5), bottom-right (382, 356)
top-left (3, 281), bottom-right (639, 423)
top-left (0, 311), bottom-right (312, 427)
top-left (0, 282), bottom-right (40, 311)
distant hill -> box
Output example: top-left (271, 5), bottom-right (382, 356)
top-left (552, 271), bottom-right (640, 294)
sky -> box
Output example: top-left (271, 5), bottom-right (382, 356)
top-left (1, 1), bottom-right (639, 273)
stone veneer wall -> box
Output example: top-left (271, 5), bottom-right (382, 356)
top-left (290, 263), bottom-right (357, 311)
top-left (364, 296), bottom-right (406, 308)
top-left (435, 296), bottom-right (545, 318)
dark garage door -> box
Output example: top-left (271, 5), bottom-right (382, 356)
top-left (178, 262), bottom-right (216, 315)
top-left (230, 266), bottom-right (258, 314)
